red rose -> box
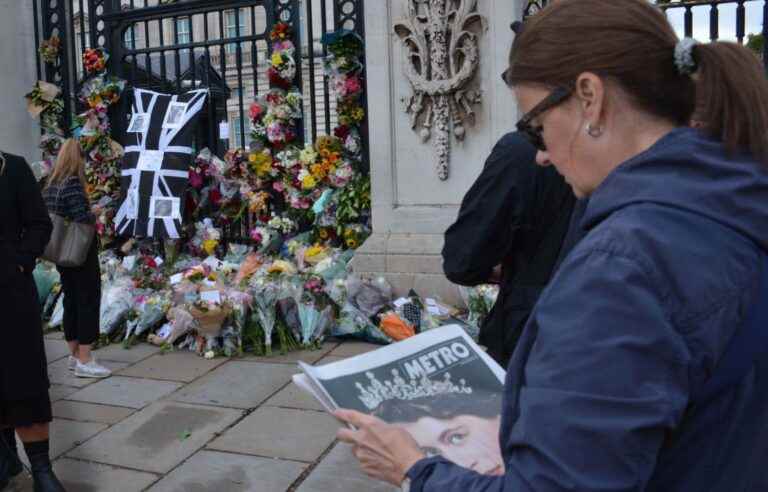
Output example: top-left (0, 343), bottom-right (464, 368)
top-left (209, 187), bottom-right (222, 206)
top-left (334, 125), bottom-right (350, 140)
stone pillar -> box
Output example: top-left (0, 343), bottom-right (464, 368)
top-left (352, 0), bottom-right (524, 305)
top-left (0, 0), bottom-right (40, 163)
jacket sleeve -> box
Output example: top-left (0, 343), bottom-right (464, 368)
top-left (442, 133), bottom-right (538, 286)
top-left (15, 158), bottom-right (52, 273)
top-left (408, 247), bottom-right (691, 492)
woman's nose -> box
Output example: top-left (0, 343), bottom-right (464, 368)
top-left (535, 150), bottom-right (552, 167)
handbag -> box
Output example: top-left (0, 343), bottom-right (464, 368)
top-left (41, 184), bottom-right (95, 267)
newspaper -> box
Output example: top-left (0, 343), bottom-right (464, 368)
top-left (295, 325), bottom-right (506, 475)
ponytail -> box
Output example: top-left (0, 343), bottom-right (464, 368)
top-left (694, 42), bottom-right (768, 165)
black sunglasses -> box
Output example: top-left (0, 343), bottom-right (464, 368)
top-left (515, 87), bottom-right (572, 151)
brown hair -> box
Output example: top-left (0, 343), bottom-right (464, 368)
top-left (47, 138), bottom-right (87, 190)
top-left (506, 0), bottom-right (768, 164)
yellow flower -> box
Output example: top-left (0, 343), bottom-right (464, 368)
top-left (301, 174), bottom-right (316, 190)
top-left (318, 228), bottom-right (329, 239)
top-left (271, 52), bottom-right (284, 67)
top-left (305, 244), bottom-right (325, 259)
top-left (202, 239), bottom-right (218, 255)
top-left (353, 108), bottom-right (365, 121)
top-left (249, 151), bottom-right (273, 177)
top-left (346, 238), bottom-right (358, 249)
top-left (248, 153), bottom-right (258, 163)
top-left (268, 260), bottom-right (297, 274)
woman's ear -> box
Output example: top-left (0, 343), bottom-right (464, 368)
top-left (574, 72), bottom-right (606, 127)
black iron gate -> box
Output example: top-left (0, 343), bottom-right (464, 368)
top-left (33, 0), bottom-right (367, 159)
top-left (524, 0), bottom-right (768, 71)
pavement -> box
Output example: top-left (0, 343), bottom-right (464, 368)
top-left (7, 332), bottom-right (398, 492)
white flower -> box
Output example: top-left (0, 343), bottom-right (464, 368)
top-left (204, 350), bottom-right (215, 360)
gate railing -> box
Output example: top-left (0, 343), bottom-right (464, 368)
top-left (33, 0), bottom-right (368, 162)
top-left (523, 0), bottom-right (767, 71)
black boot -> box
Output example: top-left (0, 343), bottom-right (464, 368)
top-left (2, 429), bottom-right (22, 477)
top-left (0, 428), bottom-right (21, 490)
top-left (23, 441), bottom-right (66, 492)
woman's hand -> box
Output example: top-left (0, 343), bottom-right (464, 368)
top-left (335, 409), bottom-right (426, 486)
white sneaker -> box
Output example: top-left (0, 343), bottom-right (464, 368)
top-left (74, 358), bottom-right (111, 379)
top-left (68, 356), bottom-right (77, 371)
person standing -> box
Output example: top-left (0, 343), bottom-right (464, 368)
top-left (442, 131), bottom-right (575, 367)
top-left (42, 139), bottom-right (110, 379)
top-left (0, 150), bottom-right (66, 491)
top-left (336, 0), bottom-right (768, 490)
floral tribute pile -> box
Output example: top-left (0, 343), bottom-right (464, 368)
top-left (31, 25), bottom-right (484, 359)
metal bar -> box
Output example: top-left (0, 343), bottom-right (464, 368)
top-left (33, 0), bottom-right (42, 80)
top-left (220, 9), bottom-right (228, 151)
top-left (251, 6), bottom-right (258, 98)
top-left (709, 3), bottom-right (719, 41)
top-left (320, 0), bottom-right (331, 134)
top-left (306, 0), bottom-right (318, 141)
top-left (235, 7), bottom-right (246, 148)
top-left (763, 0), bottom-right (768, 73)
top-left (173, 16), bottom-right (181, 91)
top-left (684, 6), bottom-right (693, 38)
top-left (79, 0), bottom-right (87, 51)
top-left (188, 16), bottom-right (196, 89)
top-left (736, 0), bottom-right (746, 43)
top-left (102, 0), bottom-right (267, 23)
top-left (158, 16), bottom-right (167, 84)
top-left (68, 0), bottom-right (79, 89)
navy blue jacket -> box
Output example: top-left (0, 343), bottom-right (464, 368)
top-left (407, 128), bottom-right (768, 491)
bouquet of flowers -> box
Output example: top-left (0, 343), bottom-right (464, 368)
top-left (250, 89), bottom-right (302, 149)
top-left (189, 297), bottom-right (232, 337)
top-left (267, 22), bottom-right (296, 89)
top-left (459, 284), bottom-right (499, 331)
top-left (39, 36), bottom-right (61, 64)
top-left (131, 255), bottom-right (167, 290)
top-left (189, 219), bottom-right (222, 257)
top-left (83, 48), bottom-right (109, 75)
top-left (79, 76), bottom-right (125, 111)
top-left (99, 276), bottom-right (135, 335)
top-left (248, 277), bottom-right (281, 354)
top-left (25, 81), bottom-right (63, 123)
top-left (124, 292), bottom-right (171, 341)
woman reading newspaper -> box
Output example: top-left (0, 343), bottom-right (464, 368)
top-left (335, 1), bottom-right (768, 490)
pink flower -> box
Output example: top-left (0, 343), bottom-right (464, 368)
top-left (249, 229), bottom-right (263, 243)
top-left (249, 102), bottom-right (263, 121)
top-left (189, 169), bottom-right (203, 189)
top-left (273, 181), bottom-right (285, 192)
top-left (344, 76), bottom-right (362, 95)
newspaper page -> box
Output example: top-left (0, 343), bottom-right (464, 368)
top-left (294, 325), bottom-right (506, 475)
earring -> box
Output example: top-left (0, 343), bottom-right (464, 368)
top-left (586, 123), bottom-right (603, 138)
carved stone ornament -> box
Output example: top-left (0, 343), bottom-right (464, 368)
top-left (394, 0), bottom-right (485, 180)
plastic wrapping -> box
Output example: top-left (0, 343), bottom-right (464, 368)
top-left (33, 263), bottom-right (59, 307)
top-left (99, 276), bottom-right (134, 335)
top-left (147, 307), bottom-right (198, 346)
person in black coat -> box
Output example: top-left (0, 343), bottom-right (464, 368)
top-left (442, 132), bottom-right (575, 367)
top-left (0, 151), bottom-right (66, 491)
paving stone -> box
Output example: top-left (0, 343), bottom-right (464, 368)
top-left (297, 442), bottom-right (398, 492)
top-left (67, 401), bottom-right (242, 474)
top-left (117, 351), bottom-right (228, 383)
top-left (50, 418), bottom-right (109, 459)
top-left (264, 381), bottom-right (326, 412)
top-left (147, 450), bottom-right (305, 492)
top-left (48, 384), bottom-right (80, 402)
top-left (207, 406), bottom-right (338, 463)
top-left (67, 376), bottom-right (182, 409)
top-left (93, 343), bottom-right (161, 364)
top-left (44, 339), bottom-right (71, 363)
top-left (172, 362), bottom-right (294, 409)
top-left (53, 401), bottom-right (135, 425)
top-left (44, 330), bottom-right (65, 340)
top-left (52, 458), bottom-right (159, 492)
top-left (48, 358), bottom-right (129, 388)
top-left (242, 342), bottom-right (337, 365)
top-left (315, 355), bottom-right (348, 366)
top-left (329, 341), bottom-right (381, 357)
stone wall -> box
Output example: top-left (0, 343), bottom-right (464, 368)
top-left (352, 0), bottom-right (525, 305)
top-left (0, 0), bottom-right (40, 163)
